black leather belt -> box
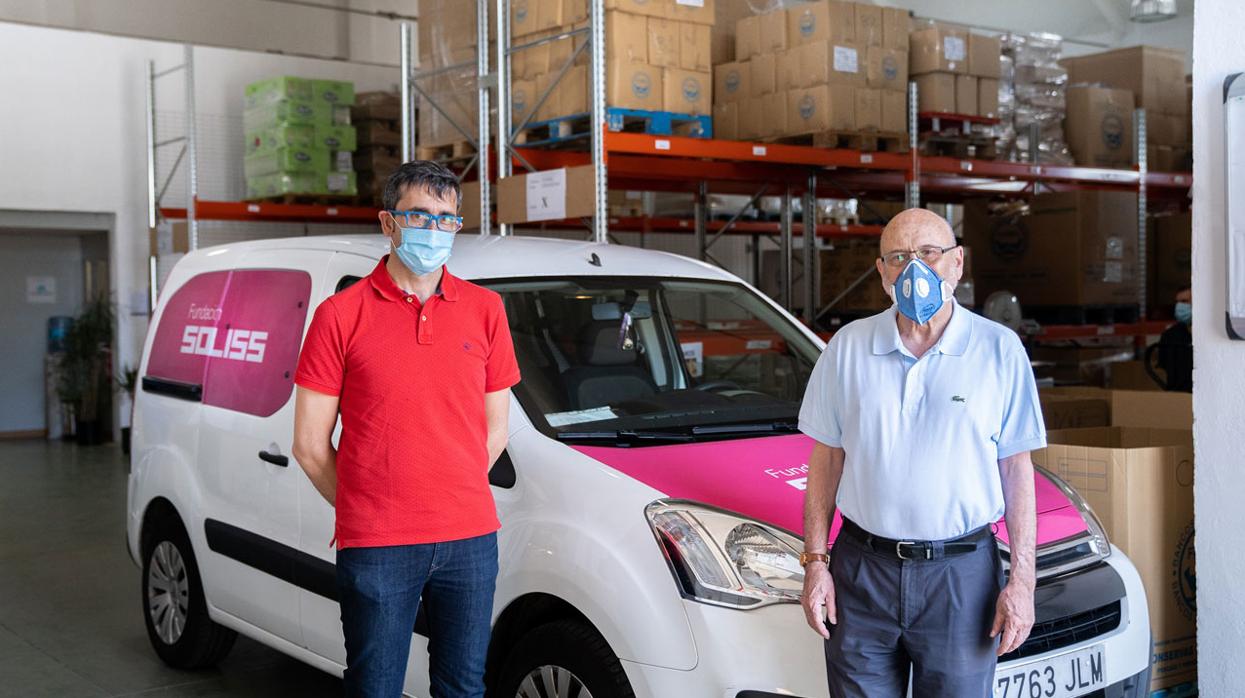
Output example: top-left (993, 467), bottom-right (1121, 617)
top-left (840, 517), bottom-right (993, 561)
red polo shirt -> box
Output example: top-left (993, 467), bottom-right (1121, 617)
top-left (294, 256), bottom-right (521, 548)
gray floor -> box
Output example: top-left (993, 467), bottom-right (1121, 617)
top-left (0, 439), bottom-right (341, 697)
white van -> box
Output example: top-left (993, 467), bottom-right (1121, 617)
top-left (128, 234), bottom-right (1153, 698)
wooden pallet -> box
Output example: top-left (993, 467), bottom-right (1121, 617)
top-left (1027, 304), bottom-right (1142, 326)
top-left (515, 108), bottom-right (713, 147)
top-left (416, 140), bottom-right (476, 162)
top-left (769, 130), bottom-right (908, 153)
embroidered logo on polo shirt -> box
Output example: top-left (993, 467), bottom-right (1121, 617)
top-left (463, 342), bottom-right (473, 352)
top-left (951, 395), bottom-right (966, 403)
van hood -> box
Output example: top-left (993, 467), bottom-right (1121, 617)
top-left (570, 434), bottom-right (1086, 547)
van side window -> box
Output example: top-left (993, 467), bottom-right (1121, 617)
top-left (145, 269), bottom-right (312, 417)
top-left (336, 275), bottom-right (362, 293)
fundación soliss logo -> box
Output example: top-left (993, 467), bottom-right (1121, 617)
top-left (799, 11), bottom-right (815, 37)
top-left (1101, 114), bottom-right (1125, 151)
top-left (514, 0), bottom-right (528, 23)
top-left (682, 78), bottom-right (701, 102)
top-left (1172, 521), bottom-right (1196, 621)
top-left (882, 55), bottom-right (899, 81)
top-left (631, 72), bottom-right (652, 98)
top-left (725, 70), bottom-right (741, 95)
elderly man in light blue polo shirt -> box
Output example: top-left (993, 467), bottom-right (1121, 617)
top-left (797, 208), bottom-right (1044, 698)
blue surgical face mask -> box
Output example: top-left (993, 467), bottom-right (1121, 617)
top-left (394, 226), bottom-right (454, 276)
top-left (1175, 301), bottom-right (1192, 325)
top-left (890, 258), bottom-right (951, 325)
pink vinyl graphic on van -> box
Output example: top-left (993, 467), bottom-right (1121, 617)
top-left (146, 269), bottom-right (311, 417)
top-left (572, 434), bottom-right (1087, 547)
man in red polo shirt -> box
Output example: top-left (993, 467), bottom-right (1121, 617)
top-left (292, 160), bottom-right (520, 698)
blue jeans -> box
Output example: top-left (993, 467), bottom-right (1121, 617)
top-left (336, 533), bottom-right (499, 698)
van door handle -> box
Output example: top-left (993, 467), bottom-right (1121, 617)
top-left (258, 450), bottom-right (289, 467)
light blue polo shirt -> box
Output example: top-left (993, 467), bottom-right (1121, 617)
top-left (798, 301), bottom-right (1046, 541)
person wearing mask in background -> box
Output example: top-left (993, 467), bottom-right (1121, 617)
top-left (797, 208), bottom-right (1043, 698)
top-left (292, 160), bottom-right (521, 697)
top-left (1146, 286), bottom-right (1193, 391)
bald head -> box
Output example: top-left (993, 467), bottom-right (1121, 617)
top-left (879, 208), bottom-right (956, 254)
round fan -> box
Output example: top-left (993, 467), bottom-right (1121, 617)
top-left (983, 290), bottom-right (1024, 331)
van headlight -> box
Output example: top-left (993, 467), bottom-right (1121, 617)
top-left (1003, 467), bottom-right (1112, 579)
top-left (645, 500), bottom-right (804, 609)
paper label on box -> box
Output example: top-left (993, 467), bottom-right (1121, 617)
top-left (526, 168), bottom-right (567, 221)
top-left (335, 151), bottom-right (353, 172)
top-left (834, 46), bottom-right (859, 74)
top-left (944, 36), bottom-right (966, 61)
top-left (327, 174), bottom-right (349, 192)
top-left (1103, 261), bottom-right (1124, 283)
top-left (676, 0), bottom-right (704, 5)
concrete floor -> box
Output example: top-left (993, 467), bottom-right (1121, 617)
top-left (0, 439), bottom-right (341, 697)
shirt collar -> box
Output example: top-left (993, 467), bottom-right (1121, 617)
top-left (368, 255), bottom-right (460, 302)
top-left (871, 299), bottom-right (972, 357)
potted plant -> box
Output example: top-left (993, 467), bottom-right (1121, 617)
top-left (117, 364), bottom-right (138, 455)
top-left (56, 294), bottom-right (115, 446)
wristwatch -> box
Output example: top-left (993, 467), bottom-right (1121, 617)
top-left (799, 551), bottom-right (829, 568)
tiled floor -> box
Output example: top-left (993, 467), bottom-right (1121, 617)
top-left (0, 439), bottom-right (341, 697)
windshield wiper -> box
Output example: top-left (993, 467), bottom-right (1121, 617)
top-left (690, 420), bottom-right (800, 436)
top-left (556, 429), bottom-right (695, 444)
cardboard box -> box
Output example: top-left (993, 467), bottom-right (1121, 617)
top-left (743, 92), bottom-right (788, 139)
top-left (967, 32), bottom-right (1001, 79)
top-left (738, 97), bottom-right (762, 140)
top-left (866, 47), bottom-right (909, 91)
top-left (680, 21), bottom-right (712, 72)
top-left (955, 74), bottom-right (978, 116)
top-left (149, 221), bottom-right (189, 256)
top-left (777, 48), bottom-right (801, 92)
top-left (562, 0), bottom-right (588, 24)
top-left (1062, 46), bottom-right (1188, 117)
top-left (977, 77), bottom-right (999, 118)
top-left (735, 14), bottom-right (761, 61)
top-left (1038, 392), bottom-right (1111, 430)
top-left (1109, 360), bottom-right (1164, 391)
top-left (881, 6), bottom-right (909, 50)
top-left (788, 1), bottom-right (854, 46)
top-left (607, 10), bottom-right (649, 64)
top-left (511, 80), bottom-right (537, 124)
top-left (1151, 211), bottom-right (1192, 313)
top-left (1147, 145), bottom-right (1191, 173)
top-left (460, 180), bottom-right (481, 230)
top-left (713, 100), bottom-right (738, 140)
top-left (788, 84), bottom-right (855, 134)
top-left (914, 72), bottom-right (956, 113)
top-left (1034, 427), bottom-right (1196, 692)
top-left (760, 7), bottom-right (789, 53)
top-left (795, 40), bottom-right (864, 88)
top-left (750, 52), bottom-right (777, 96)
top-left (668, 0), bottom-right (716, 25)
top-left (855, 87), bottom-right (882, 130)
top-left (1065, 86), bottom-right (1136, 168)
top-left (909, 23), bottom-right (968, 75)
top-left (714, 61), bottom-right (750, 104)
top-left (963, 191), bottom-right (1141, 307)
top-left (881, 88), bottom-right (907, 132)
top-left (558, 64), bottom-right (589, 115)
top-left (497, 164), bottom-right (596, 224)
top-left (533, 73), bottom-right (556, 121)
top-left (604, 0), bottom-right (665, 19)
top-left (648, 17), bottom-right (681, 67)
top-left (1148, 112), bottom-right (1191, 147)
top-left (1040, 387), bottom-right (1192, 429)
top-left (607, 61), bottom-right (663, 110)
top-left (663, 68), bottom-right (712, 115)
top-left (855, 3), bottom-right (883, 48)
top-left (512, 0), bottom-right (542, 37)
top-left (536, 0), bottom-right (564, 31)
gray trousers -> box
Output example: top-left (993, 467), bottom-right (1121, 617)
top-left (825, 526), bottom-right (1004, 698)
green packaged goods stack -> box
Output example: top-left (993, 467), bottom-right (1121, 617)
top-left (243, 76), bottom-right (358, 199)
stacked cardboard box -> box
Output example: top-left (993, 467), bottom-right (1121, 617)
top-left (907, 20), bottom-right (1000, 118)
top-left (511, 0), bottom-right (715, 129)
top-left (963, 191), bottom-right (1140, 310)
top-left (243, 77), bottom-right (358, 198)
top-left (1064, 85), bottom-right (1135, 168)
top-left (713, 1), bottom-right (909, 141)
top-left (1062, 46), bottom-right (1191, 172)
top-left (1147, 210), bottom-right (1192, 318)
top-left (417, 0), bottom-right (485, 150)
top-left (351, 91), bottom-right (402, 206)
top-left (997, 33), bottom-right (1073, 164)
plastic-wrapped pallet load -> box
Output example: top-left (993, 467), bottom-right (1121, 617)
top-left (997, 32), bottom-right (1072, 165)
top-left (242, 76), bottom-right (358, 198)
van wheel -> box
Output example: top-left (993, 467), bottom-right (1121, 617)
top-left (141, 517), bottom-right (237, 668)
top-left (495, 619), bottom-right (635, 698)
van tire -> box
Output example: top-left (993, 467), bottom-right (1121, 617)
top-left (141, 515), bottom-right (237, 669)
top-left (493, 619), bottom-right (635, 698)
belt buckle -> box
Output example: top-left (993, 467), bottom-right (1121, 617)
top-left (896, 541), bottom-right (916, 560)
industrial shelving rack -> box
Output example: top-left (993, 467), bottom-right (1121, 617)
top-left (147, 0), bottom-right (1189, 342)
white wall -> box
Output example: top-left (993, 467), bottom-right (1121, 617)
top-left (0, 21), bottom-right (399, 399)
top-left (1191, 0), bottom-right (1245, 694)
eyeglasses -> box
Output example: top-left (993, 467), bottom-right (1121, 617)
top-left (880, 244), bottom-right (959, 268)
top-left (386, 210), bottom-right (464, 233)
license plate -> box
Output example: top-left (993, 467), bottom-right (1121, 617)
top-left (993, 645), bottom-right (1107, 698)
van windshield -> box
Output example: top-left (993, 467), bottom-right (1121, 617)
top-left (482, 277), bottom-right (821, 443)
